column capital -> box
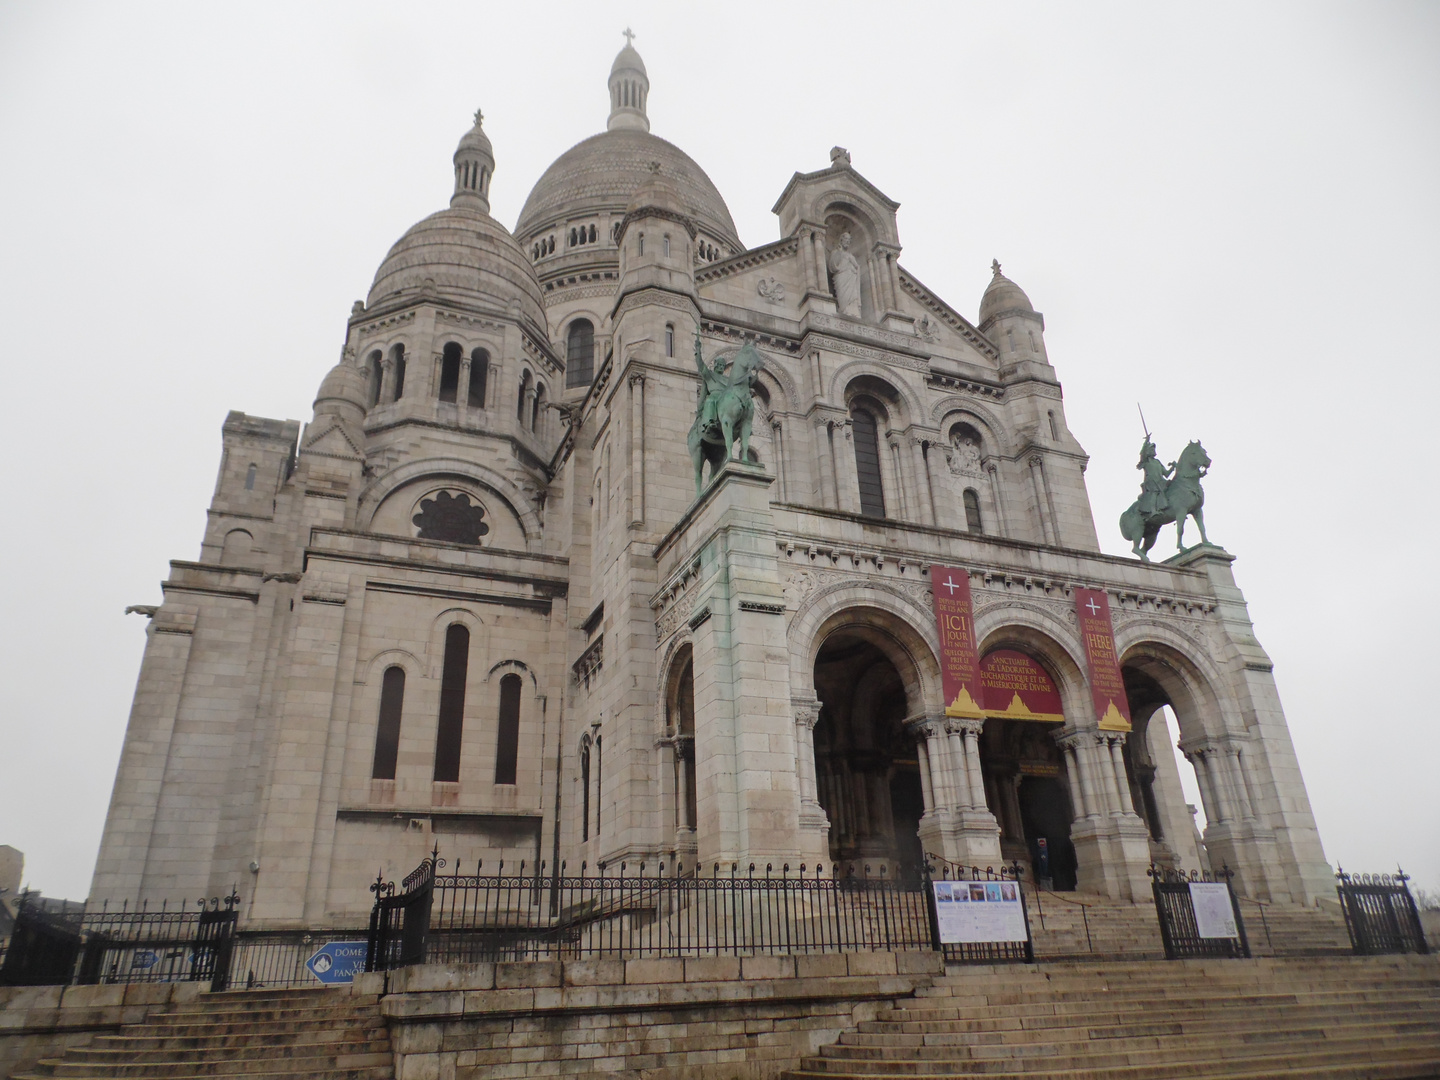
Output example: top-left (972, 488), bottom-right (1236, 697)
top-left (792, 698), bottom-right (822, 728)
top-left (628, 371), bottom-right (646, 388)
top-left (1055, 731), bottom-right (1088, 752)
top-left (906, 712), bottom-right (946, 740)
top-left (945, 716), bottom-right (985, 738)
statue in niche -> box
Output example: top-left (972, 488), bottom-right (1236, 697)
top-left (828, 232), bottom-right (863, 317)
top-left (948, 434), bottom-right (983, 476)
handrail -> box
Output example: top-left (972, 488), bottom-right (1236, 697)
top-left (1236, 894), bottom-right (1273, 952)
top-left (1025, 886), bottom-right (1094, 953)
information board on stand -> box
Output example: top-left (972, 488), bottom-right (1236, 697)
top-left (932, 880), bottom-right (1029, 944)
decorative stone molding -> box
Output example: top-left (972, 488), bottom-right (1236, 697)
top-left (572, 636), bottom-right (604, 689)
top-left (738, 600), bottom-right (786, 615)
top-left (756, 277), bottom-right (786, 303)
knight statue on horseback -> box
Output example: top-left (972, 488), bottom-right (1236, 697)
top-left (1119, 434), bottom-right (1213, 561)
top-left (688, 330), bottom-right (762, 495)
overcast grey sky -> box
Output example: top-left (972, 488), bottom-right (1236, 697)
top-left (1, 1), bottom-right (1436, 901)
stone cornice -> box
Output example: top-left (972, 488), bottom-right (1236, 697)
top-left (897, 269), bottom-right (998, 359)
top-left (694, 236), bottom-right (799, 285)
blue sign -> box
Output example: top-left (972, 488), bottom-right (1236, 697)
top-left (130, 950), bottom-right (157, 970)
top-left (304, 941), bottom-right (368, 984)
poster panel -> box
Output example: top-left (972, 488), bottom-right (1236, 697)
top-left (1074, 588), bottom-right (1132, 732)
top-left (930, 565), bottom-right (984, 718)
top-left (978, 649), bottom-right (1064, 723)
top-left (1189, 883), bottom-right (1238, 939)
top-left (932, 879), bottom-right (1029, 943)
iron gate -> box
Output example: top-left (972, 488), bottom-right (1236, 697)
top-left (1336, 867), bottom-right (1429, 956)
top-left (0, 891), bottom-right (239, 990)
top-left (1149, 864), bottom-right (1250, 960)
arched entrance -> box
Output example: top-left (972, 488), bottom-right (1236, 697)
top-left (812, 627), bottom-right (924, 869)
top-left (974, 646), bottom-right (1079, 889)
top-left (663, 646), bottom-right (698, 856)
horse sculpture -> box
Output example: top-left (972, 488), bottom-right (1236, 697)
top-left (688, 337), bottom-right (762, 495)
top-left (1119, 439), bottom-right (1211, 561)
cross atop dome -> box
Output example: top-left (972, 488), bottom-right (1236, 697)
top-left (623, 27), bottom-right (635, 46)
top-left (473, 108), bottom-right (484, 127)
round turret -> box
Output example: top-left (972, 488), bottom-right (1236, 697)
top-left (367, 112), bottom-right (546, 332)
top-left (313, 359), bottom-right (369, 424)
top-left (608, 32), bottom-right (650, 133)
top-left (978, 260), bottom-right (1036, 326)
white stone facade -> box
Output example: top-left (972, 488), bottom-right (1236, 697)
top-left (90, 42), bottom-right (1333, 926)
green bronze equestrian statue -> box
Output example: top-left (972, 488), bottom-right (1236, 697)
top-left (688, 330), bottom-right (761, 494)
top-left (1119, 437), bottom-right (1211, 560)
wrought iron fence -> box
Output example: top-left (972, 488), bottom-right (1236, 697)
top-left (1336, 867), bottom-right (1429, 956)
top-left (367, 848), bottom-right (1032, 971)
top-left (0, 892), bottom-right (240, 990)
top-left (1148, 864), bottom-right (1250, 960)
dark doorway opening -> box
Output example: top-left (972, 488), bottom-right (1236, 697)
top-left (812, 629), bottom-right (922, 870)
top-left (1017, 775), bottom-right (1077, 891)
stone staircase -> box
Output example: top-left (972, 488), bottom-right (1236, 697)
top-left (1024, 890), bottom-right (1354, 961)
top-left (10, 987), bottom-right (391, 1079)
top-left (784, 954), bottom-right (1440, 1079)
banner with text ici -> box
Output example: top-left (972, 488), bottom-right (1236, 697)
top-left (930, 565), bottom-right (985, 718)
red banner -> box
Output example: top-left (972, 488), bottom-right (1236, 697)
top-left (979, 649), bottom-right (1065, 723)
top-left (930, 565), bottom-right (984, 718)
top-left (1075, 588), bottom-right (1132, 731)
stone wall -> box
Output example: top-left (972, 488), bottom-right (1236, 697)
top-left (364, 951), bottom-right (943, 1079)
top-left (0, 982), bottom-right (201, 1078)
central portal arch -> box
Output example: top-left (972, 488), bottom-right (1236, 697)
top-left (811, 624), bottom-right (925, 869)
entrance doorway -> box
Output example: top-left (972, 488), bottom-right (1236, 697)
top-left (811, 629), bottom-right (924, 869)
top-left (980, 718), bottom-right (1077, 890)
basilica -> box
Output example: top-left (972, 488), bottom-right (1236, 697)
top-left (90, 40), bottom-right (1333, 928)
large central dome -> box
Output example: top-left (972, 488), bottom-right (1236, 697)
top-left (514, 38), bottom-right (741, 255)
top-left (516, 129), bottom-right (741, 249)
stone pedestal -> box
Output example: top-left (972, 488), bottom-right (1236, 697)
top-left (677, 461), bottom-right (826, 869)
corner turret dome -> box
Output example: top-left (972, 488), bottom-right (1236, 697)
top-left (313, 359), bottom-right (368, 421)
top-left (515, 32), bottom-right (742, 255)
top-left (978, 259), bottom-right (1036, 327)
top-left (367, 113), bottom-right (546, 332)
top-left (625, 163), bottom-right (691, 221)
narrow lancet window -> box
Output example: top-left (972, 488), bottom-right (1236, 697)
top-left (371, 666), bottom-right (406, 780)
top-left (438, 343), bottom-right (461, 403)
top-left (566, 319), bottom-right (594, 388)
top-left (964, 488), bottom-right (984, 533)
top-left (851, 408), bottom-right (886, 518)
top-left (468, 349), bottom-right (488, 407)
top-left (494, 674), bottom-right (521, 785)
top-left (433, 624), bottom-right (469, 782)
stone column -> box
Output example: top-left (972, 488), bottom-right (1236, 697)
top-left (379, 357), bottom-right (396, 403)
top-left (986, 462), bottom-right (1007, 537)
top-left (833, 420), bottom-right (862, 514)
top-left (882, 430), bottom-right (908, 518)
top-left (1225, 744), bottom-right (1255, 820)
top-left (1061, 733), bottom-right (1102, 820)
top-left (909, 436), bottom-right (936, 526)
top-left (1106, 735), bottom-right (1137, 816)
top-left (945, 722), bottom-right (971, 808)
top-left (958, 720), bottom-right (987, 815)
top-left (811, 231), bottom-right (829, 296)
top-left (813, 419), bottom-right (837, 510)
top-left (916, 738), bottom-right (935, 812)
top-left (1028, 455), bottom-right (1055, 544)
top-left (770, 419), bottom-right (787, 502)
top-left (800, 229), bottom-right (818, 292)
top-left (629, 373), bottom-right (646, 527)
top-left (792, 697), bottom-right (828, 830)
top-left (457, 355), bottom-right (472, 411)
top-left (1061, 742), bottom-right (1087, 819)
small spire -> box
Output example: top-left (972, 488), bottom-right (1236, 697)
top-left (991, 259), bottom-right (1003, 278)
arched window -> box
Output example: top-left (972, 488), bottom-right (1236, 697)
top-left (565, 319), bottom-right (594, 388)
top-left (588, 224), bottom-right (596, 243)
top-left (371, 666), bottom-right (406, 780)
top-left (569, 227), bottom-right (577, 247)
top-left (663, 234), bottom-right (670, 257)
top-left (667, 654), bottom-right (697, 832)
top-left (517, 369), bottom-right (531, 422)
top-left (532, 384), bottom-right (546, 433)
top-left (494, 673), bottom-right (521, 785)
top-left (468, 349), bottom-right (488, 408)
top-left (438, 342), bottom-right (462, 403)
top-left (433, 624), bottom-right (469, 782)
top-left (637, 232), bottom-right (644, 256)
top-left (220, 528), bottom-right (252, 565)
top-left (244, 463), bottom-right (257, 491)
top-left (367, 350), bottom-right (383, 407)
top-left (664, 323), bottom-right (675, 358)
top-left (390, 344), bottom-right (406, 401)
top-left (851, 408), bottom-right (886, 518)
top-left (580, 739), bottom-right (591, 841)
top-left (1048, 410), bottom-right (1059, 440)
top-left (963, 488), bottom-right (984, 533)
